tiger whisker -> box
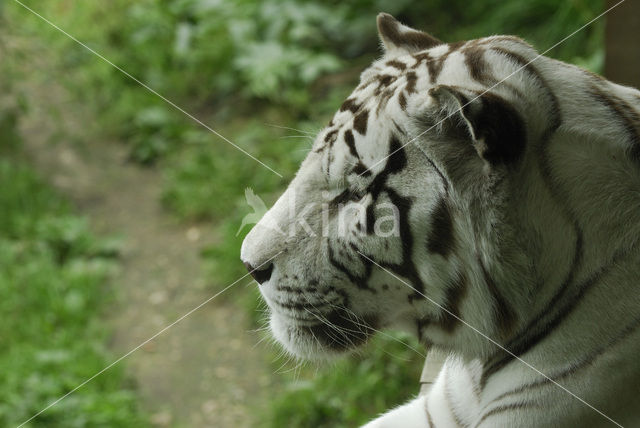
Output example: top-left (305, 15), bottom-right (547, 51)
top-left (280, 135), bottom-right (314, 140)
top-left (265, 123), bottom-right (316, 136)
top-left (273, 352), bottom-right (296, 375)
top-left (252, 332), bottom-right (273, 349)
top-left (303, 308), bottom-right (362, 350)
top-left (319, 296), bottom-right (426, 359)
top-left (303, 308), bottom-right (356, 349)
top-left (248, 325), bottom-right (271, 333)
top-left (311, 302), bottom-right (419, 363)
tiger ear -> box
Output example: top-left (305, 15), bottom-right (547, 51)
top-left (376, 13), bottom-right (442, 54)
top-left (428, 85), bottom-right (527, 165)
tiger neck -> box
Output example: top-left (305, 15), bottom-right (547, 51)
top-left (416, 141), bottom-right (640, 361)
top-left (414, 60), bottom-right (640, 365)
top-left (414, 198), bottom-right (539, 359)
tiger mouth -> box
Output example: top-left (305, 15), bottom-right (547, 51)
top-left (271, 307), bottom-right (379, 355)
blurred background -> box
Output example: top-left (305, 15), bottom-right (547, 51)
top-left (1, 0), bottom-right (636, 427)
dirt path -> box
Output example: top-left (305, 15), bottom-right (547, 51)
top-left (16, 68), bottom-right (276, 428)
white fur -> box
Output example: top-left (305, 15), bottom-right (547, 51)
top-left (242, 16), bottom-right (640, 427)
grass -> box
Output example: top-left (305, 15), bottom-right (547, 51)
top-left (259, 333), bottom-right (425, 428)
top-left (0, 134), bottom-right (147, 426)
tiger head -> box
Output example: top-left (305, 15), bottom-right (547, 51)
top-left (240, 14), bottom-right (612, 360)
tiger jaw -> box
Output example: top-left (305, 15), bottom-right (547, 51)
top-left (269, 305), bottom-right (379, 359)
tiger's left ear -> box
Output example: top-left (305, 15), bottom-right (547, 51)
top-left (377, 13), bottom-right (443, 54)
top-left (428, 85), bottom-right (527, 165)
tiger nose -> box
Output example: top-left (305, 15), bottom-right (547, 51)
top-left (243, 261), bottom-right (274, 284)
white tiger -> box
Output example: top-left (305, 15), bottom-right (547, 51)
top-left (241, 13), bottom-right (640, 427)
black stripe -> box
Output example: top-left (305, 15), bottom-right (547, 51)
top-left (481, 238), bottom-right (640, 391)
top-left (313, 128), bottom-right (338, 153)
top-left (377, 14), bottom-right (442, 51)
top-left (464, 46), bottom-right (497, 86)
top-left (329, 135), bottom-right (421, 296)
top-left (328, 189), bottom-right (355, 208)
top-left (355, 136), bottom-right (428, 299)
top-left (353, 109), bottom-right (369, 135)
top-left (439, 271), bottom-right (467, 332)
top-left (340, 98), bottom-right (360, 113)
top-left (343, 129), bottom-right (359, 158)
top-left (580, 67), bottom-right (606, 83)
top-left (474, 401), bottom-right (539, 427)
top-left (412, 51), bottom-right (431, 68)
top-left (445, 365), bottom-right (470, 427)
top-left (485, 309), bottom-right (640, 410)
top-left (378, 186), bottom-right (424, 301)
top-left (426, 198), bottom-right (456, 258)
top-left (413, 41), bottom-right (465, 83)
top-left (398, 91), bottom-right (407, 111)
top-left (377, 74), bottom-right (395, 89)
top-left (384, 135), bottom-right (408, 174)
top-left (478, 256), bottom-right (516, 336)
top-left (351, 162), bottom-right (371, 177)
top-left (590, 84), bottom-right (640, 164)
top-left (375, 88), bottom-right (395, 115)
top-left (465, 91), bottom-right (528, 165)
top-left (420, 151), bottom-right (450, 195)
top-left (426, 404), bottom-right (434, 428)
top-left (355, 78), bottom-right (376, 93)
top-left (480, 48), bottom-right (584, 387)
top-left (405, 71), bottom-right (418, 94)
top-left (327, 243), bottom-right (375, 292)
top-left (386, 59), bottom-right (407, 70)
top-left (365, 204), bottom-right (375, 234)
top-left (424, 52), bottom-right (445, 83)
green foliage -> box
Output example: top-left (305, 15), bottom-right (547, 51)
top-left (0, 106), bottom-right (22, 152)
top-left (162, 119), bottom-right (308, 220)
top-left (424, 0), bottom-right (605, 70)
top-left (7, 0), bottom-right (603, 164)
top-left (261, 333), bottom-right (424, 427)
top-left (0, 159), bottom-right (147, 427)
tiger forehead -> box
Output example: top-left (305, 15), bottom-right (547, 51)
top-left (311, 54), bottom-right (423, 154)
top-left (333, 43), bottom-right (456, 115)
top-left (343, 42), bottom-right (462, 114)
top-left (359, 41), bottom-right (453, 81)
top-left (312, 35), bottom-right (535, 154)
top-left (362, 35), bottom-right (533, 85)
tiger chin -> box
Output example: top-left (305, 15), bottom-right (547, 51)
top-left (269, 306), bottom-right (380, 361)
top-left (242, 13), bottom-right (640, 428)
